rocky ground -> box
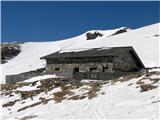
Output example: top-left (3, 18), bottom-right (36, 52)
top-left (1, 68), bottom-right (160, 119)
top-left (1, 42), bottom-right (22, 64)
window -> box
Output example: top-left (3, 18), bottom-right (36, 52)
top-left (90, 67), bottom-right (97, 72)
top-left (103, 63), bottom-right (114, 72)
top-left (102, 66), bottom-right (108, 72)
top-left (73, 67), bottom-right (79, 75)
top-left (73, 68), bottom-right (79, 73)
top-left (55, 68), bottom-right (60, 71)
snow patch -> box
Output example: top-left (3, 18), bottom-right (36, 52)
top-left (22, 74), bottom-right (58, 83)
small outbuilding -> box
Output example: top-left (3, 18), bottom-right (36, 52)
top-left (41, 46), bottom-right (145, 80)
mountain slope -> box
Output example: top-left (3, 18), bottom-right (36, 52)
top-left (1, 68), bottom-right (160, 119)
top-left (1, 23), bottom-right (160, 119)
top-left (1, 23), bottom-right (159, 83)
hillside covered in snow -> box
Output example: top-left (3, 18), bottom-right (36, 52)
top-left (1, 68), bottom-right (160, 119)
top-left (1, 23), bottom-right (160, 120)
top-left (1, 23), bottom-right (159, 83)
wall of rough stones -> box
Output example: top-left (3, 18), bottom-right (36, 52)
top-left (6, 68), bottom-right (45, 84)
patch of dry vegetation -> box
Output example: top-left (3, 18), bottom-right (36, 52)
top-left (39, 79), bottom-right (56, 91)
top-left (110, 73), bottom-right (143, 84)
top-left (53, 92), bottom-right (67, 103)
top-left (16, 82), bottom-right (33, 87)
top-left (136, 80), bottom-right (145, 84)
top-left (135, 71), bottom-right (159, 92)
top-left (2, 78), bottom-right (108, 107)
top-left (1, 84), bottom-right (19, 91)
top-left (150, 78), bottom-right (160, 84)
top-left (145, 71), bottom-right (160, 77)
top-left (16, 98), bottom-right (53, 112)
top-left (1, 82), bottom-right (33, 92)
top-left (140, 84), bottom-right (157, 92)
top-left (15, 89), bottom-right (42, 100)
top-left (53, 85), bottom-right (74, 103)
top-left (87, 82), bottom-right (101, 99)
top-left (17, 98), bottom-right (52, 112)
top-left (2, 69), bottom-right (159, 113)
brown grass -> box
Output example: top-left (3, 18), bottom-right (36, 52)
top-left (88, 90), bottom-right (97, 99)
top-left (136, 80), bottom-right (145, 84)
top-left (137, 78), bottom-right (159, 85)
top-left (140, 84), bottom-right (157, 92)
top-left (53, 81), bottom-right (103, 101)
top-left (87, 82), bottom-right (101, 99)
top-left (15, 89), bottom-right (42, 100)
top-left (40, 79), bottom-right (55, 91)
top-left (53, 92), bottom-right (67, 103)
top-left (53, 85), bottom-right (74, 103)
top-left (1, 91), bottom-right (13, 96)
top-left (39, 97), bottom-right (49, 105)
top-left (1, 84), bottom-right (18, 91)
top-left (17, 98), bottom-right (52, 112)
top-left (150, 78), bottom-right (160, 84)
top-left (16, 82), bottom-right (32, 87)
top-left (1, 82), bottom-right (35, 91)
top-left (145, 71), bottom-right (160, 77)
top-left (1, 78), bottom-right (110, 108)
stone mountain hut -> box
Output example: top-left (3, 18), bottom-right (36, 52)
top-left (41, 46), bottom-right (145, 80)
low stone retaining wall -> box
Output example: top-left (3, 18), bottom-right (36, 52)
top-left (73, 72), bottom-right (122, 80)
top-left (6, 68), bottom-right (46, 84)
top-left (5, 68), bottom-right (146, 84)
top-left (73, 69), bottom-right (146, 80)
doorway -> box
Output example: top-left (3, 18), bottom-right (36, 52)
top-left (73, 67), bottom-right (79, 75)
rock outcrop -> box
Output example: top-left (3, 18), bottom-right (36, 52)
top-left (86, 32), bottom-right (103, 40)
top-left (111, 27), bottom-right (129, 36)
top-left (1, 43), bottom-right (21, 64)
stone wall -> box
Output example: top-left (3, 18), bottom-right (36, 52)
top-left (73, 71), bottom-right (123, 80)
top-left (6, 68), bottom-right (46, 84)
top-left (46, 62), bottom-right (125, 79)
top-left (45, 51), bottom-right (143, 80)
